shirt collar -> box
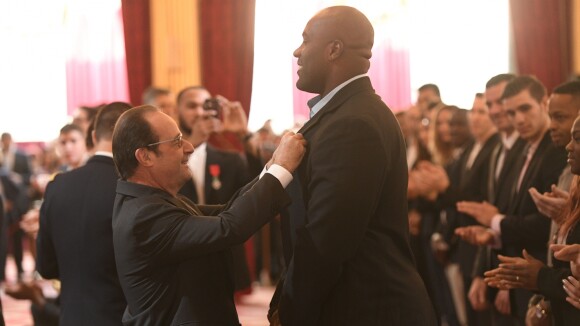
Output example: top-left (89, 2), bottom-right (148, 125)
top-left (94, 151), bottom-right (113, 158)
top-left (193, 142), bottom-right (207, 155)
top-left (502, 131), bottom-right (519, 150)
top-left (308, 74), bottom-right (367, 118)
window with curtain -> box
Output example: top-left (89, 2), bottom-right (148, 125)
top-left (0, 1), bottom-right (69, 142)
top-left (0, 0), bottom-right (129, 143)
top-left (250, 0), bottom-right (510, 134)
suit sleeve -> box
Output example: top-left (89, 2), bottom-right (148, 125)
top-left (138, 174), bottom-right (291, 265)
top-left (280, 118), bottom-right (386, 325)
top-left (500, 148), bottom-right (566, 250)
top-left (499, 212), bottom-right (551, 250)
top-left (537, 266), bottom-right (570, 301)
top-left (36, 182), bottom-right (59, 279)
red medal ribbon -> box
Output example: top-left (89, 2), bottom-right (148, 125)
top-left (209, 164), bottom-right (221, 177)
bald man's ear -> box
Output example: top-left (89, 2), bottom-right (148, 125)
top-left (328, 40), bottom-right (344, 60)
top-left (135, 147), bottom-right (154, 167)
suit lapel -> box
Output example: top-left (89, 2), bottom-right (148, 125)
top-left (511, 132), bottom-right (551, 210)
top-left (487, 142), bottom-right (502, 203)
top-left (297, 77), bottom-right (375, 136)
top-left (471, 134), bottom-right (500, 172)
top-left (204, 146), bottom-right (214, 203)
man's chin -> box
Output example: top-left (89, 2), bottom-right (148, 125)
top-left (295, 81), bottom-right (317, 94)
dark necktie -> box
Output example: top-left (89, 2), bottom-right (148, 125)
top-left (511, 144), bottom-right (532, 202)
top-left (487, 143), bottom-right (502, 204)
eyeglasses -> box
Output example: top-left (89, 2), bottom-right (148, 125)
top-left (146, 134), bottom-right (183, 148)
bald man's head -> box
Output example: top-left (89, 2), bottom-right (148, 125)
top-left (293, 6), bottom-right (374, 96)
top-left (313, 6), bottom-right (374, 60)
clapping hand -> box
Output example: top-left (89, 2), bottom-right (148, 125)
top-left (529, 185), bottom-right (568, 223)
top-left (455, 225), bottom-right (495, 246)
top-left (483, 250), bottom-right (543, 291)
top-left (551, 244), bottom-right (580, 277)
top-left (456, 201), bottom-right (499, 227)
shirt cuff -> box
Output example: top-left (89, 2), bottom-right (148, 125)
top-left (489, 214), bottom-right (505, 249)
top-left (491, 214), bottom-right (505, 234)
top-left (260, 164), bottom-right (293, 188)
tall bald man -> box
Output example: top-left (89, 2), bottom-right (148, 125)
top-left (269, 6), bottom-right (436, 326)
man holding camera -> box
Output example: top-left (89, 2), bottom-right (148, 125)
top-left (176, 86), bottom-right (254, 293)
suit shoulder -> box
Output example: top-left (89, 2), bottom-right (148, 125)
top-left (540, 144), bottom-right (567, 166)
top-left (208, 147), bottom-right (245, 164)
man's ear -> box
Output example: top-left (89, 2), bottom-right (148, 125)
top-left (135, 148), bottom-right (154, 167)
top-left (541, 95), bottom-right (549, 113)
top-left (328, 39), bottom-right (344, 61)
top-left (91, 130), bottom-right (97, 146)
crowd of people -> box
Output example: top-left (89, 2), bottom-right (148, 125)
top-left (0, 5), bottom-right (579, 326)
top-left (399, 75), bottom-right (580, 326)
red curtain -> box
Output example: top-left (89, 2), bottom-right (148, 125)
top-left (121, 0), bottom-right (152, 106)
top-left (509, 0), bottom-right (572, 92)
top-left (199, 0), bottom-right (256, 151)
top-left (199, 0), bottom-right (255, 114)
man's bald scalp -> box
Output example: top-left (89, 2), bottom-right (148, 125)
top-left (314, 6), bottom-right (374, 60)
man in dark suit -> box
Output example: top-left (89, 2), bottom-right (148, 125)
top-left (111, 105), bottom-right (305, 325)
top-left (477, 81), bottom-right (580, 326)
top-left (268, 6), bottom-right (436, 326)
top-left (176, 86), bottom-right (250, 206)
top-left (456, 76), bottom-right (568, 324)
top-left (1, 133), bottom-right (32, 186)
top-left (176, 86), bottom-right (253, 292)
top-left (1, 132), bottom-right (32, 281)
top-left (0, 173), bottom-right (22, 326)
top-left (457, 74), bottom-right (523, 325)
top-left (36, 102), bottom-right (132, 325)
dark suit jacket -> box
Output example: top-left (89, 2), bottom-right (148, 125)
top-left (437, 134), bottom-right (501, 276)
top-left (537, 222), bottom-right (580, 326)
top-left (501, 132), bottom-right (567, 258)
top-left (497, 132), bottom-right (567, 321)
top-left (179, 145), bottom-right (252, 290)
top-left (36, 155), bottom-right (126, 325)
top-left (271, 77), bottom-right (436, 326)
top-left (12, 150), bottom-right (32, 186)
top-left (492, 137), bottom-right (527, 213)
top-left (473, 136), bottom-right (527, 278)
top-left (113, 173), bottom-right (290, 326)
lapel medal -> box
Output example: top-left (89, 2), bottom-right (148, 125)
top-left (209, 164), bottom-right (222, 190)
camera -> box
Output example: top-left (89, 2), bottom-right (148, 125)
top-left (203, 98), bottom-right (221, 112)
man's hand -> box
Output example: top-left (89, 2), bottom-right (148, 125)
top-left (468, 277), bottom-right (489, 311)
top-left (455, 225), bottom-right (495, 246)
top-left (5, 282), bottom-right (46, 308)
top-left (494, 289), bottom-right (511, 315)
top-left (413, 161), bottom-right (450, 197)
top-left (529, 185), bottom-right (568, 223)
top-left (271, 132), bottom-right (307, 173)
top-left (551, 244), bottom-right (580, 277)
top-left (456, 201), bottom-right (499, 227)
top-left (216, 95), bottom-right (249, 136)
top-left (483, 250), bottom-right (543, 291)
top-left (408, 209), bottom-right (421, 236)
